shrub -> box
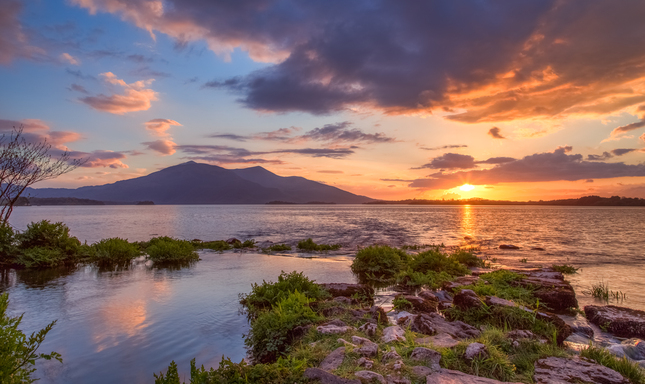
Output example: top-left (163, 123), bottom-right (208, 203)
top-left (0, 224), bottom-right (17, 265)
top-left (580, 345), bottom-right (645, 384)
top-left (233, 239), bottom-right (256, 249)
top-left (0, 293), bottom-right (62, 384)
top-left (395, 268), bottom-right (453, 290)
top-left (408, 249), bottom-right (469, 276)
top-left (245, 291), bottom-right (322, 363)
top-left (296, 238), bottom-right (341, 252)
top-left (262, 244), bottom-right (292, 253)
top-left (551, 264), bottom-right (578, 274)
top-left (240, 271), bottom-right (329, 317)
top-left (14, 247), bottom-right (67, 269)
top-left (393, 296), bottom-right (413, 311)
top-left (450, 250), bottom-right (485, 267)
top-left (350, 245), bottom-right (408, 284)
top-left (194, 240), bottom-right (231, 252)
top-left (17, 220), bottom-right (80, 257)
top-left (145, 237), bottom-right (199, 263)
top-left (92, 238), bottom-right (141, 264)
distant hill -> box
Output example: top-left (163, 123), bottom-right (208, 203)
top-left (26, 161), bottom-right (374, 204)
top-left (366, 195), bottom-right (645, 206)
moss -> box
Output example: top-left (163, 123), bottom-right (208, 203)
top-left (460, 270), bottom-right (537, 307)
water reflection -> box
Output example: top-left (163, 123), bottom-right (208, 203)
top-left (460, 205), bottom-right (475, 241)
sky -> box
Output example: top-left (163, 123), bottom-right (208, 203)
top-left (1, 0), bottom-right (645, 201)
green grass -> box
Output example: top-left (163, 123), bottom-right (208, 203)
top-left (296, 238), bottom-right (341, 252)
top-left (193, 240), bottom-right (231, 252)
top-left (395, 268), bottom-right (453, 290)
top-left (262, 244), bottom-right (292, 253)
top-left (450, 249), bottom-right (485, 267)
top-left (145, 237), bottom-right (200, 263)
top-left (239, 271), bottom-right (330, 317)
top-left (350, 245), bottom-right (409, 285)
top-left (408, 248), bottom-right (470, 276)
top-left (580, 345), bottom-right (645, 384)
top-left (551, 264), bottom-right (578, 274)
top-left (392, 296), bottom-right (413, 311)
top-left (91, 238), bottom-right (141, 264)
top-left (460, 270), bottom-right (537, 307)
top-left (582, 281), bottom-right (626, 302)
top-left (233, 239), bottom-right (256, 249)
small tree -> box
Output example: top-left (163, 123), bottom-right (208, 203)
top-left (0, 126), bottom-right (84, 225)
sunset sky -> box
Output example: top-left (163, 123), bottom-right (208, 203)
top-left (1, 0), bottom-right (645, 201)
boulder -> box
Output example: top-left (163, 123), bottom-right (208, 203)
top-left (411, 313), bottom-right (437, 336)
top-left (382, 347), bottom-right (402, 362)
top-left (357, 357), bottom-right (374, 369)
top-left (352, 336), bottom-right (379, 357)
top-left (443, 276), bottom-right (481, 293)
top-left (416, 312), bottom-right (481, 339)
top-left (359, 322), bottom-right (378, 337)
top-left (533, 356), bottom-right (630, 384)
top-left (453, 289), bottom-right (484, 310)
top-left (419, 290), bottom-right (439, 302)
top-left (513, 270), bottom-right (578, 313)
top-left (417, 333), bottom-right (459, 348)
top-left (584, 305), bottom-right (645, 339)
top-left (320, 347), bottom-right (345, 371)
top-left (410, 347), bottom-right (442, 366)
top-left (382, 326), bottom-right (407, 343)
top-left (355, 371), bottom-right (386, 384)
top-left (426, 369), bottom-right (523, 383)
top-left (499, 244), bottom-right (520, 249)
top-left (563, 314), bottom-right (594, 339)
top-left (396, 294), bottom-right (438, 313)
top-left (464, 343), bottom-right (488, 360)
top-left (304, 368), bottom-right (361, 384)
top-left (320, 283), bottom-right (374, 299)
top-left (395, 311), bottom-right (416, 326)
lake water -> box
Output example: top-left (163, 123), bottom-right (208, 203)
top-left (2, 205), bottom-right (645, 383)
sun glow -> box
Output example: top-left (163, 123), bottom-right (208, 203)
top-left (459, 184), bottom-right (475, 192)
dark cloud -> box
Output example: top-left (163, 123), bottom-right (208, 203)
top-left (209, 134), bottom-right (249, 142)
top-left (380, 178), bottom-right (415, 182)
top-left (612, 148), bottom-right (639, 156)
top-left (587, 148), bottom-right (639, 161)
top-left (183, 155), bottom-right (284, 165)
top-left (476, 157), bottom-right (516, 165)
top-left (68, 83), bottom-right (89, 94)
top-left (65, 68), bottom-right (95, 80)
top-left (296, 122), bottom-right (396, 144)
top-left (488, 127), bottom-right (506, 139)
top-left (421, 145), bottom-right (468, 151)
top-left (606, 111), bottom-right (645, 140)
top-left (176, 144), bottom-right (354, 160)
top-left (130, 66), bottom-right (172, 78)
top-left (586, 179), bottom-right (594, 183)
top-left (409, 146), bottom-right (645, 190)
top-left (412, 153), bottom-right (476, 170)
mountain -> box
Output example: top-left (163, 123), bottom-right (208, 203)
top-left (26, 161), bottom-right (374, 204)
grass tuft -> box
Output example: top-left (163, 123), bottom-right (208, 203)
top-left (551, 264), bottom-right (579, 274)
top-left (580, 345), bottom-right (645, 384)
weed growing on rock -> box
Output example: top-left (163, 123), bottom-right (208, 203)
top-left (551, 264), bottom-right (578, 274)
top-left (461, 270), bottom-right (536, 307)
top-left (392, 296), bottom-right (413, 311)
top-left (296, 238), bottom-right (341, 252)
top-left (450, 250), bottom-right (485, 267)
top-left (580, 345), bottom-right (645, 384)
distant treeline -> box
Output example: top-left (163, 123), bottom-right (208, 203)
top-left (365, 195), bottom-right (645, 206)
top-left (15, 197), bottom-right (105, 206)
top-left (266, 201), bottom-right (337, 205)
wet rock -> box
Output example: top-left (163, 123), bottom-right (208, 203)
top-left (352, 336), bottom-right (379, 357)
top-left (225, 238), bottom-right (240, 244)
top-left (426, 369), bottom-right (522, 383)
top-left (304, 368), bottom-right (361, 384)
top-left (464, 343), bottom-right (488, 360)
top-left (411, 313), bottom-right (437, 336)
top-left (533, 356), bottom-right (630, 384)
top-left (416, 333), bottom-right (460, 349)
top-left (355, 370), bottom-right (386, 384)
top-left (357, 357), bottom-right (374, 369)
top-left (359, 322), bottom-right (378, 337)
top-left (563, 314), bottom-right (594, 338)
top-left (513, 270), bottom-right (578, 313)
top-left (382, 326), bottom-right (407, 343)
top-left (454, 289), bottom-right (484, 310)
top-left (531, 247), bottom-right (545, 251)
top-left (411, 366), bottom-right (433, 378)
top-left (382, 347), bottom-right (402, 362)
top-left (320, 283), bottom-right (374, 299)
top-left (584, 305), bottom-right (645, 339)
top-left (418, 312), bottom-right (481, 339)
top-left (396, 294), bottom-right (438, 313)
top-left (443, 276), bottom-right (481, 293)
top-left (622, 338), bottom-right (645, 360)
top-left (334, 296), bottom-right (354, 305)
top-left (320, 347), bottom-right (345, 371)
top-left (410, 347), bottom-right (442, 366)
top-left (370, 306), bottom-right (389, 325)
top-left (499, 244), bottom-right (520, 250)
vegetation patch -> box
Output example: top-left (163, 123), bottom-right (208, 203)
top-left (392, 296), bottom-right (413, 311)
top-left (193, 240), bottom-right (231, 252)
top-left (395, 268), bottom-right (453, 290)
top-left (145, 237), bottom-right (199, 263)
top-left (460, 270), bottom-right (537, 307)
top-left (296, 238), bottom-right (341, 252)
top-left (408, 248), bottom-right (470, 277)
top-left (350, 245), bottom-right (409, 285)
top-left (551, 264), bottom-right (578, 274)
top-left (450, 249), bottom-right (485, 267)
top-left (91, 237), bottom-right (141, 264)
top-left (582, 281), bottom-right (627, 303)
top-left (580, 345), bottom-right (645, 384)
top-left (262, 244), bottom-right (292, 253)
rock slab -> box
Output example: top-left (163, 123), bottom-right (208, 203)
top-left (584, 305), bottom-right (645, 339)
top-left (533, 357), bottom-right (630, 384)
top-left (355, 370), bottom-right (386, 384)
top-left (305, 368), bottom-right (361, 384)
top-left (320, 347), bottom-right (345, 371)
top-left (426, 369), bottom-right (522, 383)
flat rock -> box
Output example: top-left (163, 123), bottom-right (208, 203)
top-left (562, 314), bottom-right (594, 338)
top-left (533, 356), bottom-right (630, 384)
top-left (584, 305), bottom-right (645, 339)
top-left (454, 289), bottom-right (484, 310)
top-left (417, 333), bottom-right (460, 348)
top-left (426, 369), bottom-right (523, 383)
top-left (513, 270), bottom-right (578, 313)
top-left (320, 283), bottom-right (374, 299)
top-left (464, 342), bottom-right (488, 360)
top-left (382, 326), bottom-right (407, 343)
top-left (417, 312), bottom-right (481, 339)
top-left (320, 347), bottom-right (345, 371)
top-left (355, 370), bottom-right (386, 384)
top-left (352, 336), bottom-right (379, 357)
top-left (317, 324), bottom-right (355, 334)
top-left (443, 276), bottom-right (480, 293)
top-left (410, 347), bottom-right (442, 365)
top-left (305, 368), bottom-right (361, 384)
top-left (397, 294), bottom-right (438, 313)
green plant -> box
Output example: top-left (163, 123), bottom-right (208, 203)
top-left (233, 239), bottom-right (256, 249)
top-left (17, 220), bottom-right (80, 257)
top-left (0, 224), bottom-right (17, 265)
top-left (296, 238), bottom-right (341, 252)
top-left (145, 237), bottom-right (199, 263)
top-left (0, 293), bottom-right (62, 384)
top-left (408, 248), bottom-right (469, 276)
top-left (193, 240), bottom-right (231, 252)
top-left (460, 270), bottom-right (537, 307)
top-left (551, 264), bottom-right (578, 274)
top-left (240, 271), bottom-right (329, 317)
top-left (450, 250), bottom-right (485, 267)
top-left (262, 244), bottom-right (292, 253)
top-left (245, 291), bottom-right (322, 363)
top-left (350, 245), bottom-right (409, 284)
top-left (392, 296), bottom-right (413, 311)
top-left (92, 238), bottom-right (141, 264)
top-left (582, 281), bottom-right (626, 303)
top-left (395, 268), bottom-right (453, 290)
top-left (519, 258), bottom-right (528, 263)
top-left (14, 247), bottom-right (67, 269)
top-left (580, 345), bottom-right (645, 384)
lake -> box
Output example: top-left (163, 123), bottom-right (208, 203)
top-left (2, 205), bottom-right (645, 383)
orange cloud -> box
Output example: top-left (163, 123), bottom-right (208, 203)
top-left (144, 118), bottom-right (181, 137)
top-left (143, 139), bottom-right (176, 155)
top-left (0, 119), bottom-right (82, 147)
top-left (59, 52), bottom-right (80, 65)
top-left (79, 72), bottom-right (157, 114)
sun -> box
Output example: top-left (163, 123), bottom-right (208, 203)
top-left (459, 184), bottom-right (475, 192)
